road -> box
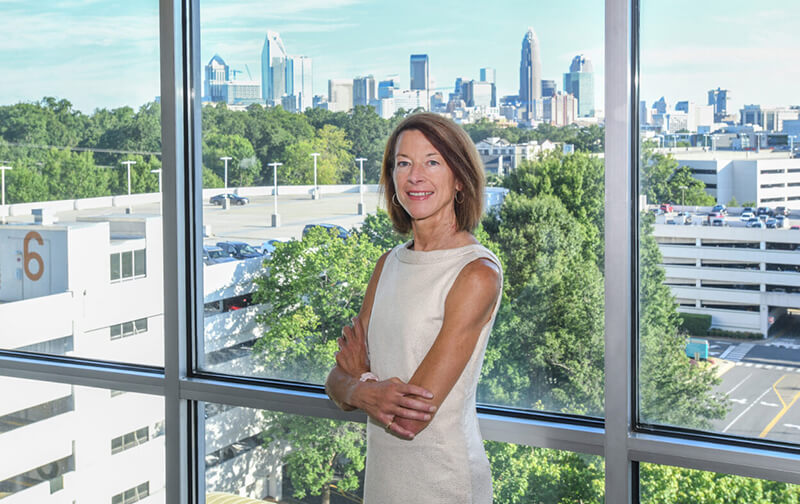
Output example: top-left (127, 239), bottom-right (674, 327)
top-left (708, 337), bottom-right (800, 443)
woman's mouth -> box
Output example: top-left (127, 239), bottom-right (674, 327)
top-left (407, 191), bottom-right (433, 200)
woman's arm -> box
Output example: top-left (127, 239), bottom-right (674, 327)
top-left (393, 257), bottom-right (502, 436)
top-left (325, 251), bottom-right (436, 438)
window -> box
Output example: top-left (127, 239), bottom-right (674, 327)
top-left (110, 318), bottom-right (148, 340)
top-left (2, 2), bottom-right (799, 504)
top-left (111, 482), bottom-right (149, 504)
top-left (110, 249), bottom-right (147, 282)
top-left (111, 426), bottom-right (150, 455)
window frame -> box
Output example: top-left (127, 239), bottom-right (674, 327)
top-left (0, 1), bottom-right (798, 504)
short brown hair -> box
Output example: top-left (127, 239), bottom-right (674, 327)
top-left (380, 112), bottom-right (485, 234)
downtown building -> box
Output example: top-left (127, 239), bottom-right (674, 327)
top-left (519, 27), bottom-right (543, 122)
top-left (563, 54), bottom-right (595, 118)
top-left (261, 31), bottom-right (313, 111)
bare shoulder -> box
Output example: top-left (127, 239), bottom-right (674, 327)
top-left (450, 257), bottom-right (502, 307)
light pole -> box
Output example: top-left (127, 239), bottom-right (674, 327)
top-left (310, 152), bottom-right (320, 200)
top-left (121, 160), bottom-right (137, 196)
top-left (1, 165), bottom-right (11, 224)
top-left (355, 157), bottom-right (367, 215)
top-left (269, 162), bottom-right (282, 227)
top-left (220, 156), bottom-right (232, 189)
top-left (679, 185), bottom-right (688, 207)
top-left (151, 168), bottom-right (162, 214)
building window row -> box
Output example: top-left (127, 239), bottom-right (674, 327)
top-left (111, 426), bottom-right (149, 455)
top-left (110, 318), bottom-right (148, 340)
top-left (761, 197), bottom-right (786, 203)
top-left (14, 336), bottom-right (73, 355)
top-left (760, 169), bottom-right (785, 174)
top-left (761, 183), bottom-right (786, 189)
top-left (0, 395), bottom-right (74, 434)
top-left (111, 482), bottom-right (149, 504)
top-left (691, 169), bottom-right (717, 175)
top-left (203, 293), bottom-right (255, 315)
top-left (110, 249), bottom-right (146, 282)
top-left (205, 433), bottom-right (262, 469)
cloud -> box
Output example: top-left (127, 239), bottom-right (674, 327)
top-left (200, 0), bottom-right (363, 23)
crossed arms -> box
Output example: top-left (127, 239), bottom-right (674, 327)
top-left (325, 251), bottom-right (501, 439)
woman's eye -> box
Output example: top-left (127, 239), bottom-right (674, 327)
top-left (396, 161), bottom-right (410, 168)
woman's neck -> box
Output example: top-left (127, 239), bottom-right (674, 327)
top-left (410, 219), bottom-right (475, 251)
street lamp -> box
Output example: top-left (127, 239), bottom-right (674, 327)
top-left (220, 156), bottom-right (232, 189)
top-left (310, 152), bottom-right (321, 200)
top-left (679, 185), bottom-right (688, 207)
top-left (355, 157), bottom-right (367, 215)
top-left (121, 160), bottom-right (137, 196)
top-left (1, 165), bottom-right (11, 223)
top-left (151, 168), bottom-right (162, 214)
top-left (268, 162), bottom-right (283, 227)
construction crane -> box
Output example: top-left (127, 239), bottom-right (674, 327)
top-left (245, 64), bottom-right (253, 80)
top-left (231, 69), bottom-right (242, 80)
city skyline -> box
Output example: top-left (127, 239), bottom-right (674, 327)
top-left (1, 1), bottom-right (799, 115)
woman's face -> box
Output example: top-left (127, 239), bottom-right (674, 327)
top-left (393, 129), bottom-right (461, 225)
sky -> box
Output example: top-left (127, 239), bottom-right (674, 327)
top-left (0, 0), bottom-right (798, 115)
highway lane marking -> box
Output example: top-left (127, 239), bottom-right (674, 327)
top-left (760, 401), bottom-right (780, 407)
top-left (758, 374), bottom-right (800, 438)
top-left (730, 398), bottom-right (747, 405)
top-left (723, 386), bottom-right (776, 433)
top-left (785, 424), bottom-right (800, 431)
top-left (718, 346), bottom-right (735, 359)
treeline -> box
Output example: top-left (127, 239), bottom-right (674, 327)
top-left (1, 97), bottom-right (610, 205)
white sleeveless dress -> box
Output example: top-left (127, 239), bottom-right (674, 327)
top-left (363, 241), bottom-right (502, 503)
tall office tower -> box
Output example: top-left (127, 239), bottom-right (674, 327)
top-left (353, 75), bottom-right (377, 107)
top-left (708, 87), bottom-right (729, 122)
top-left (410, 54), bottom-right (429, 90)
top-left (462, 80), bottom-right (494, 108)
top-left (285, 55), bottom-right (312, 111)
top-left (479, 67), bottom-right (496, 84)
top-left (261, 31), bottom-right (289, 105)
top-left (328, 79), bottom-right (354, 112)
top-left (378, 77), bottom-right (399, 99)
top-left (519, 27), bottom-right (543, 121)
top-left (563, 54), bottom-right (595, 117)
top-left (204, 54), bottom-right (229, 103)
top-left (541, 79), bottom-right (557, 98)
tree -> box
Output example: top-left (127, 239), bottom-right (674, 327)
top-left (282, 125), bottom-right (354, 185)
top-left (640, 147), bottom-right (715, 206)
top-left (252, 226), bottom-right (386, 502)
top-left (202, 132), bottom-right (260, 187)
top-left (260, 413), bottom-right (365, 504)
top-left (358, 208), bottom-right (406, 251)
top-left (341, 105), bottom-right (391, 183)
top-left (41, 148), bottom-right (112, 200)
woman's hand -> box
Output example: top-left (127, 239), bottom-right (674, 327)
top-left (335, 316), bottom-right (370, 377)
top-left (350, 377), bottom-right (436, 440)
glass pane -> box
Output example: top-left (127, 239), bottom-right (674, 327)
top-left (640, 462), bottom-right (800, 503)
top-left (198, 0), bottom-right (605, 417)
top-left (638, 0), bottom-right (800, 442)
top-left (0, 377), bottom-right (164, 502)
top-left (202, 402), bottom-right (604, 502)
top-left (0, 1), bottom-right (164, 367)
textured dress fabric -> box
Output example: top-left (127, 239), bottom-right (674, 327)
top-left (363, 241), bottom-right (503, 504)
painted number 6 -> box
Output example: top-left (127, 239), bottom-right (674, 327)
top-left (24, 231), bottom-right (44, 281)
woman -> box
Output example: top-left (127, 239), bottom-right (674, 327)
top-left (325, 112), bottom-right (502, 503)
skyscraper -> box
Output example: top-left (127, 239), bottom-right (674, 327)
top-left (261, 31), bottom-right (289, 105)
top-left (410, 54), bottom-right (429, 91)
top-left (353, 75), bottom-right (377, 107)
top-left (708, 88), bottom-right (729, 122)
top-left (204, 54), bottom-right (229, 103)
top-left (541, 79), bottom-right (557, 98)
top-left (479, 67), bottom-right (496, 84)
top-left (286, 55), bottom-right (312, 111)
top-left (563, 54), bottom-right (595, 117)
top-left (519, 27), bottom-right (543, 121)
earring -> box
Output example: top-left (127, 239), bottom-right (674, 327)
top-left (455, 191), bottom-right (464, 204)
top-left (392, 193), bottom-right (401, 207)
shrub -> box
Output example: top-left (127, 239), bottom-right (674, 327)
top-left (679, 313), bottom-right (712, 336)
top-left (707, 328), bottom-right (764, 340)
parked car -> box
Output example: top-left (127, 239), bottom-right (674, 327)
top-left (747, 220), bottom-right (765, 229)
top-left (766, 218), bottom-right (778, 228)
top-left (203, 245), bottom-right (236, 265)
top-left (742, 206), bottom-right (755, 214)
top-left (756, 206), bottom-right (774, 217)
top-left (791, 225), bottom-right (800, 230)
top-left (740, 211), bottom-right (755, 221)
top-left (659, 203), bottom-right (674, 213)
top-left (776, 215), bottom-right (788, 228)
top-left (775, 206), bottom-right (790, 216)
top-left (210, 193), bottom-right (249, 206)
top-left (302, 223), bottom-right (350, 240)
top-left (216, 241), bottom-right (262, 259)
top-left (711, 218), bottom-right (725, 227)
top-left (745, 218), bottom-right (760, 228)
top-left (711, 204), bottom-right (727, 215)
top-left (260, 239), bottom-right (283, 256)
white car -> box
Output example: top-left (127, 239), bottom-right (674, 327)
top-left (740, 211), bottom-right (755, 221)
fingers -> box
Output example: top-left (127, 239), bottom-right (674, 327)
top-left (397, 396), bottom-right (437, 414)
top-left (392, 406), bottom-right (433, 422)
top-left (396, 383), bottom-right (434, 400)
top-left (388, 422), bottom-right (416, 440)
